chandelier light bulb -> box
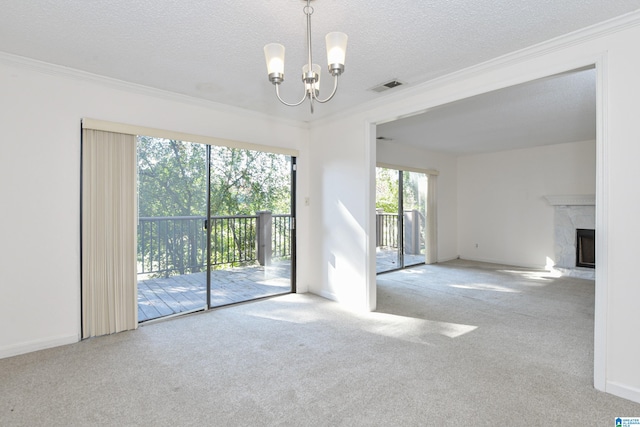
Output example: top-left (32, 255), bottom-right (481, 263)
top-left (326, 32), bottom-right (348, 70)
top-left (264, 43), bottom-right (285, 77)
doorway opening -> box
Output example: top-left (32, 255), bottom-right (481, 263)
top-left (372, 64), bottom-right (601, 387)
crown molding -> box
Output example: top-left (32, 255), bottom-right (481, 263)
top-left (0, 51), bottom-right (309, 130)
top-left (313, 8), bottom-right (640, 127)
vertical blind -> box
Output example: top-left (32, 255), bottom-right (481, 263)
top-left (82, 128), bottom-right (137, 338)
top-left (425, 174), bottom-right (438, 265)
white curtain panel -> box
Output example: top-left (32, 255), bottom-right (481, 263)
top-left (81, 128), bottom-right (137, 338)
top-left (425, 174), bottom-right (438, 265)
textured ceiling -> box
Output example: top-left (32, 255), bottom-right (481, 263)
top-left (1, 0), bottom-right (639, 124)
top-left (377, 68), bottom-right (596, 156)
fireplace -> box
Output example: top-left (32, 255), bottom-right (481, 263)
top-left (576, 228), bottom-right (595, 268)
top-left (545, 194), bottom-right (595, 279)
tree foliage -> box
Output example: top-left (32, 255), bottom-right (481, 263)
top-left (375, 167), bottom-right (426, 216)
top-left (402, 171), bottom-right (426, 217)
top-left (375, 167), bottom-right (399, 213)
top-left (137, 136), bottom-right (207, 217)
top-left (137, 136), bottom-right (291, 217)
top-left (209, 145), bottom-right (291, 215)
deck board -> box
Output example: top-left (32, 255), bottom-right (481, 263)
top-left (137, 262), bottom-right (291, 322)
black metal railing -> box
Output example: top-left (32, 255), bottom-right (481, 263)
top-left (209, 215), bottom-right (257, 267)
top-left (138, 216), bottom-right (207, 276)
top-left (137, 211), bottom-right (422, 278)
top-left (376, 213), bottom-right (399, 248)
top-left (138, 213), bottom-right (291, 277)
top-left (375, 210), bottom-right (426, 254)
top-left (273, 214), bottom-right (292, 259)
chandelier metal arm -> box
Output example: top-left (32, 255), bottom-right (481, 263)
top-left (312, 74), bottom-right (339, 104)
top-left (274, 84), bottom-right (309, 107)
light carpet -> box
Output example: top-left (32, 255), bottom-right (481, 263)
top-left (1, 259), bottom-right (639, 426)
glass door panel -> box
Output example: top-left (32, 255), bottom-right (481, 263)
top-left (136, 137), bottom-right (208, 322)
top-left (375, 168), bottom-right (401, 273)
top-left (208, 146), bottom-right (293, 307)
top-left (402, 171), bottom-right (427, 267)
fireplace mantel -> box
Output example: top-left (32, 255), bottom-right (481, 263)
top-left (544, 194), bottom-right (595, 206)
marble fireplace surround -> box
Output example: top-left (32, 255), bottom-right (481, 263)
top-left (545, 195), bottom-right (595, 280)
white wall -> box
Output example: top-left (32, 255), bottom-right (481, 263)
top-left (376, 140), bottom-right (458, 262)
top-left (307, 117), bottom-right (375, 310)
top-left (457, 140), bottom-right (596, 268)
top-left (602, 24), bottom-right (640, 401)
top-left (0, 56), bottom-right (309, 358)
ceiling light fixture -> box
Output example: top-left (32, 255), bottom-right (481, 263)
top-left (264, 0), bottom-right (348, 113)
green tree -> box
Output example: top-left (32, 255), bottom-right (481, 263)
top-left (376, 167), bottom-right (399, 213)
top-left (402, 171), bottom-right (426, 217)
top-left (137, 136), bottom-right (207, 217)
top-left (209, 145), bottom-right (291, 215)
top-left (375, 168), bottom-right (426, 216)
top-left (137, 137), bottom-right (291, 217)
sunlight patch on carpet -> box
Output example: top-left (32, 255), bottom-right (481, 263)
top-left (363, 312), bottom-right (478, 342)
top-left (449, 283), bottom-right (521, 293)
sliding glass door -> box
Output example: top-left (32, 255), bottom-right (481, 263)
top-left (402, 171), bottom-right (427, 267)
top-left (136, 137), bottom-right (208, 321)
top-left (376, 167), bottom-right (428, 273)
top-left (376, 168), bottom-right (401, 273)
top-left (207, 146), bottom-right (294, 308)
top-left (136, 137), bottom-right (295, 322)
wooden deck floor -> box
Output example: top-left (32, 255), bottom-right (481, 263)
top-left (137, 262), bottom-right (291, 322)
top-left (376, 248), bottom-right (425, 273)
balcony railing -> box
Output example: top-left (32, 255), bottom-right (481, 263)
top-left (376, 210), bottom-right (426, 255)
top-left (138, 212), bottom-right (291, 278)
top-left (376, 213), bottom-right (398, 248)
top-left (138, 211), bottom-right (422, 278)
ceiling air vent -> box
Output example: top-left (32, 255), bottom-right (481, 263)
top-left (370, 80), bottom-right (405, 93)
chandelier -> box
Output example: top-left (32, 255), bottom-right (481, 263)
top-left (263, 0), bottom-right (348, 113)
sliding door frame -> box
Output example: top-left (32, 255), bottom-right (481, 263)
top-left (397, 170), bottom-right (405, 270)
top-left (376, 164), bottom-right (434, 274)
top-left (291, 157), bottom-right (297, 293)
top-left (205, 144), bottom-right (212, 309)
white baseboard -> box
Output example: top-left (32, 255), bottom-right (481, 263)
top-left (457, 255), bottom-right (546, 270)
top-left (0, 334), bottom-right (79, 360)
top-left (606, 381), bottom-right (640, 404)
top-left (310, 289), bottom-right (373, 311)
top-left (436, 255), bottom-right (460, 263)
top-left (313, 289), bottom-right (338, 302)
